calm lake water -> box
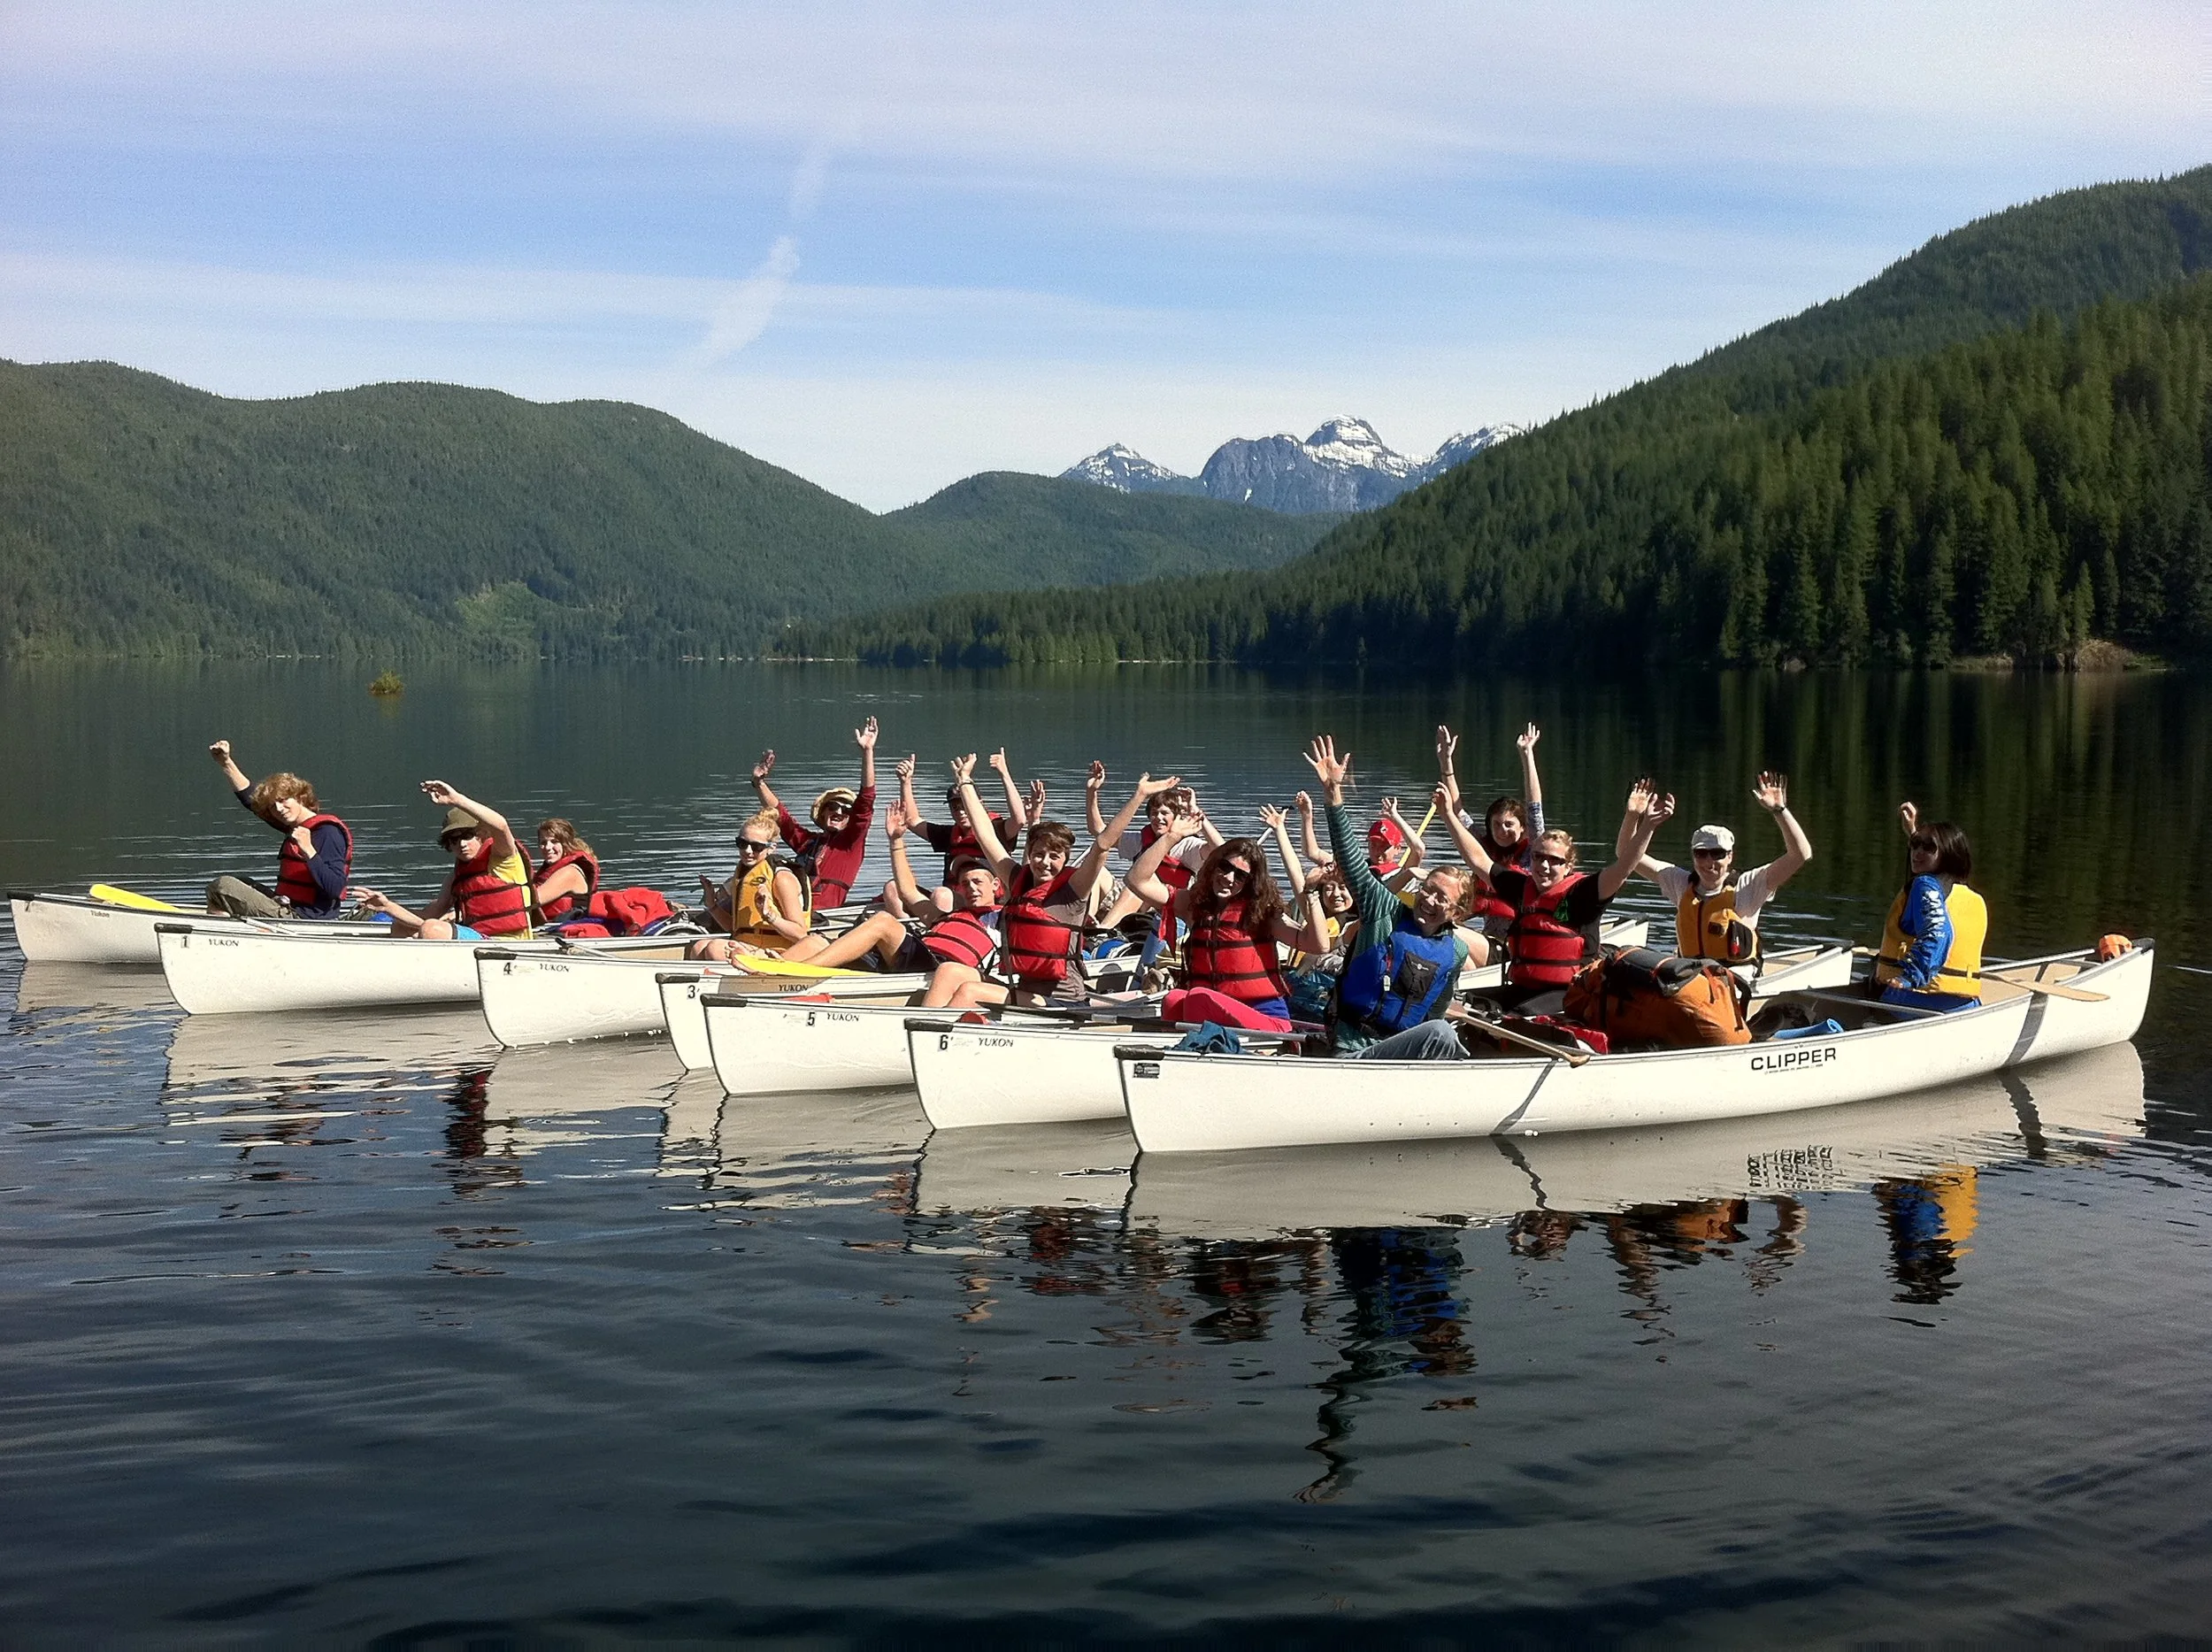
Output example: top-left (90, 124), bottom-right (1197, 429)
top-left (4, 661), bottom-right (2211, 1646)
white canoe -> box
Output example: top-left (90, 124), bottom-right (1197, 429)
top-left (909, 1016), bottom-right (1208, 1130)
top-left (9, 889), bottom-right (386, 965)
top-left (1125, 1038), bottom-right (2147, 1240)
top-left (906, 939), bottom-right (1852, 1132)
top-left (703, 994), bottom-right (1103, 1097)
top-left (155, 923), bottom-right (691, 1016)
top-left (1116, 944), bottom-right (2153, 1153)
top-left (658, 968), bottom-right (934, 1069)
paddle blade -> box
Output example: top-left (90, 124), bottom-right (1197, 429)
top-left (730, 955), bottom-right (864, 980)
top-left (89, 883), bottom-right (184, 912)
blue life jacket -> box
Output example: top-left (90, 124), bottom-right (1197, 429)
top-left (1337, 918), bottom-right (1464, 1034)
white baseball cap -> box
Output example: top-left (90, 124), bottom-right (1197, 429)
top-left (1690, 824), bottom-right (1735, 853)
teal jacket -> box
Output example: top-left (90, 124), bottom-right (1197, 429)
top-left (1325, 800), bottom-right (1464, 1051)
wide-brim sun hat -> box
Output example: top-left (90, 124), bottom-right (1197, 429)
top-left (812, 787), bottom-right (858, 826)
top-left (437, 806), bottom-right (480, 846)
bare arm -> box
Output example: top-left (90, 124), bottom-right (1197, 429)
top-left (895, 752), bottom-right (918, 825)
top-left (1434, 778), bottom-right (1497, 881)
top-left (208, 738), bottom-right (251, 795)
top-left (1600, 780), bottom-right (1674, 900)
top-left (420, 780), bottom-right (518, 861)
top-left (751, 749), bottom-right (782, 817)
top-left (950, 755), bottom-right (1018, 885)
top-left (1259, 803), bottom-right (1306, 895)
top-left (1754, 772), bottom-right (1812, 888)
top-left (1296, 791), bottom-right (1329, 870)
top-left (1517, 722), bottom-right (1543, 810)
top-left (1084, 761), bottom-right (1109, 839)
top-left (1268, 893), bottom-right (1333, 959)
top-left (988, 749), bottom-right (1028, 834)
top-left (1123, 812), bottom-right (1189, 907)
top-left (884, 805), bottom-right (932, 911)
top-left (855, 718), bottom-right (878, 795)
top-left (1079, 775), bottom-right (1179, 900)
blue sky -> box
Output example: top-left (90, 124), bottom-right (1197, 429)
top-left (0, 2), bottom-right (2202, 509)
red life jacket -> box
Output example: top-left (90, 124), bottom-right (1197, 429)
top-left (451, 841), bottom-right (534, 937)
top-left (273, 812), bottom-right (351, 912)
top-left (1469, 835), bottom-right (1524, 927)
top-left (537, 849), bottom-right (600, 920)
top-left (1507, 871), bottom-right (1595, 988)
top-left (1001, 868), bottom-right (1081, 987)
top-left (1182, 898), bottom-right (1288, 1005)
top-left (923, 908), bottom-right (999, 972)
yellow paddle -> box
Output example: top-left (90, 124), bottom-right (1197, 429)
top-left (729, 954), bottom-right (869, 980)
top-left (90, 884), bottom-right (184, 912)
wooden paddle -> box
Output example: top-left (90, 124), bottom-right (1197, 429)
top-left (90, 884), bottom-right (183, 912)
top-left (1849, 948), bottom-right (2108, 1003)
top-left (1459, 1013), bottom-right (1592, 1067)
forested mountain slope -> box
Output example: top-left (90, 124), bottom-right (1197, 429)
top-left (0, 367), bottom-right (1330, 659)
top-left (803, 166), bottom-right (2212, 671)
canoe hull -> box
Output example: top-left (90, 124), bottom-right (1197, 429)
top-left (1118, 945), bottom-right (2152, 1153)
top-left (909, 1018), bottom-right (1181, 1129)
top-left (156, 925), bottom-right (688, 1015)
top-left (705, 996), bottom-right (923, 1096)
top-left (10, 891), bottom-right (381, 966)
top-left (665, 971), bottom-right (929, 1071)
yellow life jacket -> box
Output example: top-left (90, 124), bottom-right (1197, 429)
top-left (724, 857), bottom-right (811, 951)
top-left (1875, 881), bottom-right (1986, 999)
top-left (1676, 877), bottom-right (1759, 963)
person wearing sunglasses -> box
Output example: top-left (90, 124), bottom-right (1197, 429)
top-left (1873, 803), bottom-right (1985, 1011)
top-left (1125, 812), bottom-right (1333, 1032)
top-left (1624, 772), bottom-right (1810, 964)
top-left (1438, 765), bottom-right (1672, 1017)
top-left (688, 809), bottom-right (813, 962)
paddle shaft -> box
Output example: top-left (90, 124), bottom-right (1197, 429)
top-left (1461, 1015), bottom-right (1591, 1067)
top-left (1848, 947), bottom-right (2108, 1002)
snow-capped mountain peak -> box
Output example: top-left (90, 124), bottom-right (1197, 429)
top-left (1061, 417), bottom-right (1520, 515)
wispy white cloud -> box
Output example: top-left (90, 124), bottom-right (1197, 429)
top-left (695, 234), bottom-right (801, 365)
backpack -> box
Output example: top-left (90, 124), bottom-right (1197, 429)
top-left (1563, 946), bottom-right (1751, 1048)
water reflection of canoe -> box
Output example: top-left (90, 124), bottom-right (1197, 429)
top-left (9, 889), bottom-right (386, 966)
top-left (1120, 944), bottom-right (2152, 1153)
top-left (661, 1086), bottom-right (928, 1211)
top-left (164, 1006), bottom-right (495, 1095)
top-left (905, 940), bottom-right (1855, 1132)
top-left (155, 923), bottom-right (693, 1015)
top-left (911, 1119), bottom-right (1137, 1217)
top-left (1125, 1041), bottom-right (2147, 1241)
top-left (12, 961), bottom-right (180, 1018)
top-left (478, 1039), bottom-right (680, 1156)
top-left (474, 946), bottom-right (931, 1049)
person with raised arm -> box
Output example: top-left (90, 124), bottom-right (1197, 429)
top-left (1873, 803), bottom-right (1985, 1011)
top-left (898, 746), bottom-right (1028, 890)
top-left (1302, 734), bottom-right (1488, 1058)
top-left (355, 781), bottom-right (534, 940)
top-left (204, 738), bottom-right (354, 919)
top-left (1090, 761), bottom-right (1218, 971)
top-left (1629, 772), bottom-right (1812, 964)
top-left (943, 757), bottom-right (1172, 1008)
top-left (750, 717), bottom-right (879, 911)
top-left (1437, 722), bottom-right (1548, 939)
top-left (780, 801), bottom-right (1006, 1003)
top-left (1125, 806), bottom-right (1331, 1032)
top-left (686, 809), bottom-right (814, 962)
top-left (1437, 759), bottom-right (1671, 1016)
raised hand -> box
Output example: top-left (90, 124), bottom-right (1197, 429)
top-left (885, 803), bottom-right (909, 841)
top-left (208, 739), bottom-right (233, 765)
top-left (1294, 790), bottom-right (1314, 819)
top-left (1899, 801), bottom-right (1919, 837)
top-left (1432, 781), bottom-right (1453, 817)
top-left (894, 752), bottom-right (917, 781)
top-left (1434, 725), bottom-right (1458, 772)
top-left (854, 717), bottom-right (879, 750)
top-left (1753, 772), bottom-right (1789, 813)
top-left (949, 753), bottom-right (978, 786)
top-left (1257, 803), bottom-right (1288, 831)
top-left (1026, 778), bottom-right (1048, 816)
top-left (1086, 760), bottom-right (1106, 792)
top-left (1624, 778), bottom-right (1656, 820)
top-left (420, 780), bottom-right (459, 806)
top-left (1647, 790), bottom-right (1677, 826)
top-left (987, 748), bottom-right (1011, 773)
top-left (1170, 809), bottom-right (1206, 841)
top-left (753, 749), bottom-right (776, 782)
top-left (1517, 722), bottom-right (1540, 754)
top-left (1381, 795), bottom-right (1409, 826)
top-left (1134, 772), bottom-right (1183, 798)
top-left (1304, 735), bottom-right (1350, 790)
